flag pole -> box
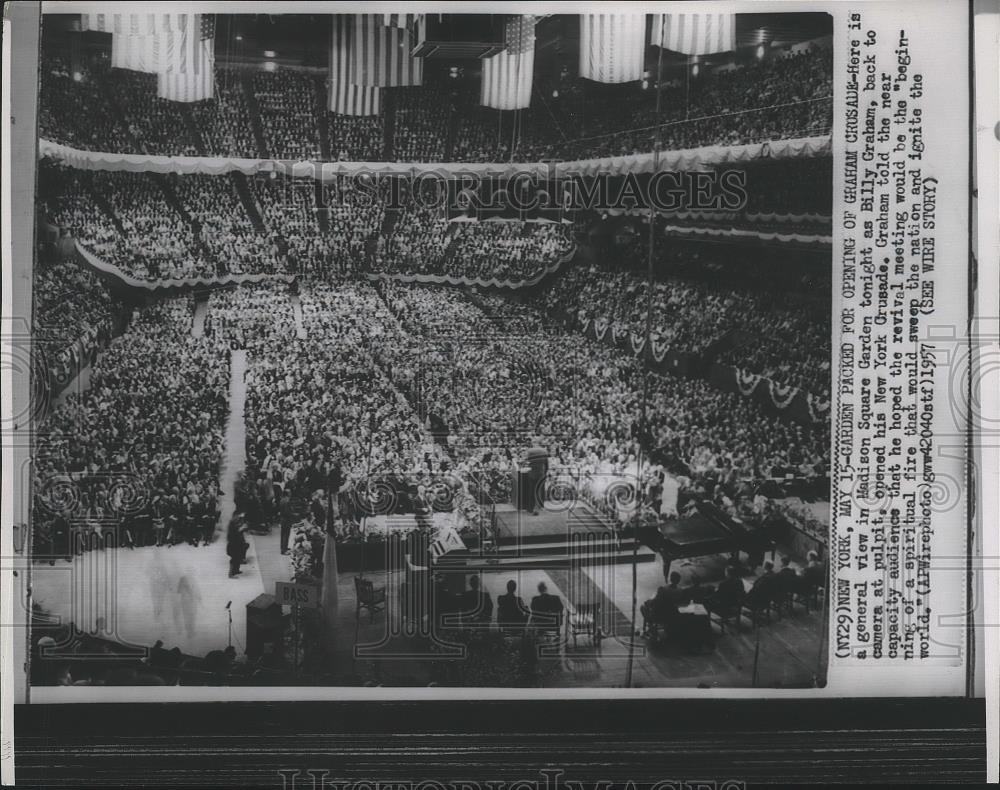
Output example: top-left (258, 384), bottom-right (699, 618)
top-left (625, 23), bottom-right (664, 690)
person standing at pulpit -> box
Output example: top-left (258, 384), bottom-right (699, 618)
top-left (524, 446), bottom-right (549, 516)
top-left (413, 484), bottom-right (433, 531)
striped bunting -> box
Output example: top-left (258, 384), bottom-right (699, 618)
top-left (351, 13), bottom-right (423, 88)
top-left (578, 14), bottom-right (645, 84)
top-left (480, 15), bottom-right (536, 110)
top-left (329, 15), bottom-right (380, 116)
top-left (649, 12), bottom-right (735, 55)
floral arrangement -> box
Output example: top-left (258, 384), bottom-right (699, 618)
top-left (290, 519), bottom-right (325, 583)
top-left (775, 500), bottom-right (828, 541)
top-left (452, 487), bottom-right (483, 536)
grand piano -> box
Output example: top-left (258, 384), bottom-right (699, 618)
top-left (657, 501), bottom-right (775, 575)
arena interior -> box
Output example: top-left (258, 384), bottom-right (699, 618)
top-left (28, 11), bottom-right (834, 690)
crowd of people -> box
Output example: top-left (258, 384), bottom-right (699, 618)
top-left (379, 281), bottom-right (485, 337)
top-left (33, 248), bottom-right (121, 362)
top-left (328, 112), bottom-right (384, 162)
top-left (104, 68), bottom-right (201, 157)
top-left (545, 230), bottom-right (832, 397)
top-left (504, 48), bottom-right (833, 162)
top-left (442, 223), bottom-right (574, 281)
top-left (370, 213), bottom-right (574, 281)
top-left (190, 72), bottom-right (260, 158)
top-left (33, 299), bottom-right (228, 555)
top-left (41, 164), bottom-right (208, 280)
top-left (27, 267), bottom-right (828, 684)
top-left (39, 155), bottom-right (830, 397)
top-left (240, 280), bottom-right (456, 527)
top-left (204, 280), bottom-right (298, 352)
top-left (39, 52), bottom-right (134, 153)
top-left (40, 160), bottom-right (577, 282)
top-left (40, 42), bottom-right (831, 164)
top-left (393, 86), bottom-right (449, 163)
top-left (370, 284), bottom-right (829, 510)
top-left (370, 205), bottom-right (449, 275)
top-left (252, 69), bottom-right (323, 161)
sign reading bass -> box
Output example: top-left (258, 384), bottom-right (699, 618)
top-left (275, 581), bottom-right (321, 609)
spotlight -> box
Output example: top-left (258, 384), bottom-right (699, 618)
top-left (263, 50), bottom-right (276, 58)
top-left (551, 89), bottom-right (559, 98)
top-left (691, 64), bottom-right (699, 77)
top-left (72, 71), bottom-right (83, 82)
top-left (756, 43), bottom-right (766, 59)
top-left (235, 33), bottom-right (243, 42)
top-left (263, 61), bottom-right (277, 72)
top-left (641, 80), bottom-right (648, 91)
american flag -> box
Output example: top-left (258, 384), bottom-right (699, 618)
top-left (80, 12), bottom-right (200, 36)
top-left (578, 13), bottom-right (645, 84)
top-left (329, 15), bottom-right (380, 116)
top-left (429, 525), bottom-right (465, 559)
top-left (84, 11), bottom-right (215, 100)
top-left (650, 13), bottom-right (735, 55)
top-left (111, 32), bottom-right (159, 73)
top-left (351, 14), bottom-right (423, 88)
top-left (156, 14), bottom-right (215, 102)
top-left (480, 15), bottom-right (536, 111)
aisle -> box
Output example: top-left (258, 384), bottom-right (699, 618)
top-left (191, 296), bottom-right (209, 337)
top-left (290, 293), bottom-right (307, 339)
top-left (31, 539), bottom-right (262, 659)
top-left (217, 350), bottom-right (248, 538)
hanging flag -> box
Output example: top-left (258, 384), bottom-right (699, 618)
top-left (351, 14), bottom-right (423, 88)
top-left (649, 12), bottom-right (735, 55)
top-left (480, 14), bottom-right (536, 110)
top-left (156, 14), bottom-right (215, 102)
top-left (83, 10), bottom-right (214, 100)
top-left (111, 33), bottom-right (159, 73)
top-left (429, 525), bottom-right (465, 559)
top-left (329, 15), bottom-right (380, 115)
top-left (80, 12), bottom-right (180, 36)
top-left (578, 13), bottom-right (645, 84)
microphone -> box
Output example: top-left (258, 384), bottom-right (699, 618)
top-left (225, 601), bottom-right (232, 610)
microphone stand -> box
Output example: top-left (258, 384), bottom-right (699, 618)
top-left (358, 414), bottom-right (377, 580)
top-left (226, 601), bottom-right (233, 649)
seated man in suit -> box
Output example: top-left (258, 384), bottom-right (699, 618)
top-left (706, 566), bottom-right (745, 616)
top-left (659, 571), bottom-right (690, 609)
top-left (682, 575), bottom-right (712, 605)
top-left (642, 573), bottom-right (686, 633)
top-left (496, 579), bottom-right (530, 629)
top-left (529, 582), bottom-right (564, 631)
top-left (641, 584), bottom-right (678, 631)
top-left (800, 551), bottom-right (826, 586)
top-left (459, 574), bottom-right (493, 625)
top-left (644, 574), bottom-right (714, 651)
top-left (776, 555), bottom-right (799, 599)
top-left (746, 560), bottom-right (780, 613)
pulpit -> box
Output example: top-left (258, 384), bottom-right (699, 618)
top-left (512, 467), bottom-right (533, 511)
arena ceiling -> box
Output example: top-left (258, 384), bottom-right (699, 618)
top-left (46, 12), bottom-right (832, 74)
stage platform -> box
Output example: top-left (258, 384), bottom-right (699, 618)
top-left (437, 501), bottom-right (657, 572)
top-left (494, 501), bottom-right (615, 544)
